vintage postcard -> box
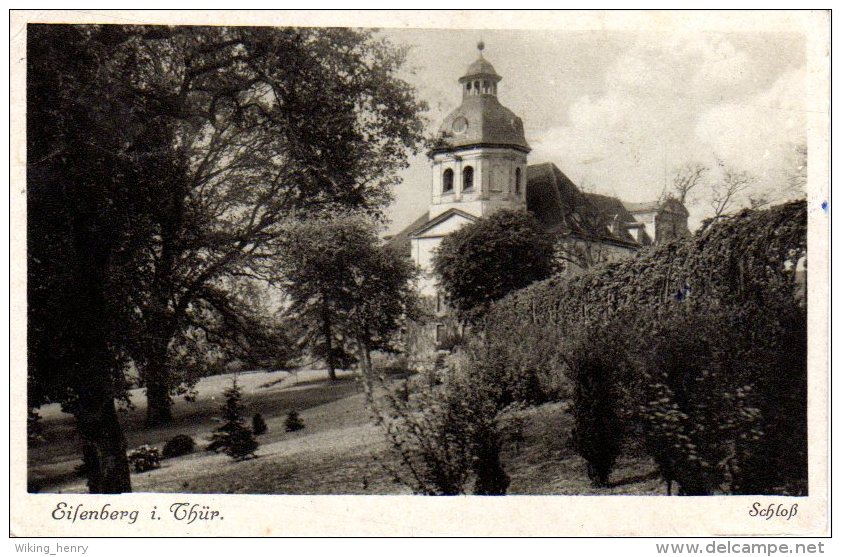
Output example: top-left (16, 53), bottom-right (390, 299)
top-left (9, 9), bottom-right (831, 537)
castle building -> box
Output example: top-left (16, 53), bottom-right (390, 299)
top-left (388, 43), bottom-right (689, 348)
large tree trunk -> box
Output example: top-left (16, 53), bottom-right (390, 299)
top-left (144, 336), bottom-right (173, 427)
top-left (145, 375), bottom-right (173, 427)
top-left (76, 380), bottom-right (132, 494)
top-left (356, 340), bottom-right (374, 403)
top-left (321, 301), bottom-right (337, 381)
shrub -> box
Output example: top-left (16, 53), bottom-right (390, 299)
top-left (209, 379), bottom-right (258, 461)
top-left (730, 300), bottom-right (807, 495)
top-left (471, 337), bottom-right (556, 408)
top-left (252, 413), bottom-right (268, 435)
top-left (27, 408), bottom-right (44, 444)
top-left (634, 306), bottom-right (746, 494)
top-left (500, 405), bottom-right (529, 455)
top-left (433, 209), bottom-right (557, 323)
top-left (395, 380), bottom-right (410, 403)
top-left (463, 398), bottom-right (509, 495)
top-left (631, 295), bottom-right (806, 496)
top-left (567, 327), bottom-right (626, 488)
top-left (284, 410), bottom-right (304, 432)
top-left (127, 445), bottom-right (161, 473)
top-left (436, 328), bottom-right (463, 352)
top-left (162, 434), bottom-right (195, 459)
top-left (372, 358), bottom-right (510, 495)
top-left (373, 374), bottom-right (472, 495)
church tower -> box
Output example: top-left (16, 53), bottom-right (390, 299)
top-left (428, 42), bottom-right (530, 220)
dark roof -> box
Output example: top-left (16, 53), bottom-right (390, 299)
top-left (622, 199), bottom-right (689, 217)
top-left (460, 57), bottom-right (501, 82)
top-left (583, 192), bottom-right (639, 243)
top-left (435, 96), bottom-right (529, 153)
top-left (585, 193), bottom-right (635, 222)
top-left (526, 163), bottom-right (635, 246)
top-left (385, 210), bottom-right (429, 256)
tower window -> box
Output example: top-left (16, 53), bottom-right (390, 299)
top-left (463, 166), bottom-right (474, 191)
top-left (515, 167), bottom-right (522, 196)
top-left (443, 169), bottom-right (454, 193)
top-left (473, 80), bottom-right (480, 94)
top-left (435, 324), bottom-right (446, 344)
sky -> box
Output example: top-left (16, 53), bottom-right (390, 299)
top-left (379, 28), bottom-right (807, 234)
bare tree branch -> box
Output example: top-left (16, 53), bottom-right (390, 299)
top-left (669, 162), bottom-right (708, 205)
top-left (710, 168), bottom-right (756, 217)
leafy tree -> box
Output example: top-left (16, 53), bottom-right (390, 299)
top-left (28, 24), bottom-right (425, 490)
top-left (28, 24), bottom-right (427, 431)
top-left (110, 26), bottom-right (426, 425)
top-left (276, 218), bottom-right (420, 382)
top-left (432, 209), bottom-right (556, 323)
top-left (27, 24), bottom-right (174, 493)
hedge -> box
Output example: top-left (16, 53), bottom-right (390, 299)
top-left (479, 201), bottom-right (807, 494)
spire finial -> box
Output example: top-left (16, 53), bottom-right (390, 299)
top-left (477, 40), bottom-right (485, 56)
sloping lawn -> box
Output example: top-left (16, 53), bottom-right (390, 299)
top-left (34, 372), bottom-right (666, 495)
top-left (28, 369), bottom-right (363, 492)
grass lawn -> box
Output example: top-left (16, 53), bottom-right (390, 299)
top-left (30, 369), bottom-right (666, 495)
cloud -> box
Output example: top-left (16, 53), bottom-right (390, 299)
top-left (384, 29), bottom-right (807, 233)
top-left (528, 35), bottom-right (806, 222)
top-left (695, 67), bottom-right (806, 169)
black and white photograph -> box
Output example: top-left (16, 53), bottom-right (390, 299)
top-left (10, 9), bottom-right (830, 538)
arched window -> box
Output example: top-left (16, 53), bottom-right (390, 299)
top-left (443, 168), bottom-right (454, 193)
top-left (515, 167), bottom-right (522, 196)
top-left (473, 80), bottom-right (480, 94)
top-left (463, 166), bottom-right (474, 191)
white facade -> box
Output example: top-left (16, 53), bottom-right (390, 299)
top-left (410, 211), bottom-right (478, 296)
top-left (429, 147), bottom-right (528, 220)
top-left (408, 44), bottom-right (531, 312)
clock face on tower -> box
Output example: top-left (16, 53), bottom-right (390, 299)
top-left (452, 116), bottom-right (469, 134)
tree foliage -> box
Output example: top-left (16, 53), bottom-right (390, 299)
top-left (27, 24), bottom-right (426, 490)
top-left (372, 358), bottom-right (511, 495)
top-left (208, 379), bottom-right (259, 461)
top-left (276, 217), bottom-right (421, 381)
top-left (432, 209), bottom-right (556, 323)
top-left (27, 24), bottom-right (171, 492)
top-left (104, 26), bottom-right (426, 424)
top-left (27, 22), bottom-right (427, 444)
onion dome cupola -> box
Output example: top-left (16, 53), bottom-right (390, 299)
top-left (433, 41), bottom-right (530, 154)
top-left (427, 42), bottom-right (530, 221)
